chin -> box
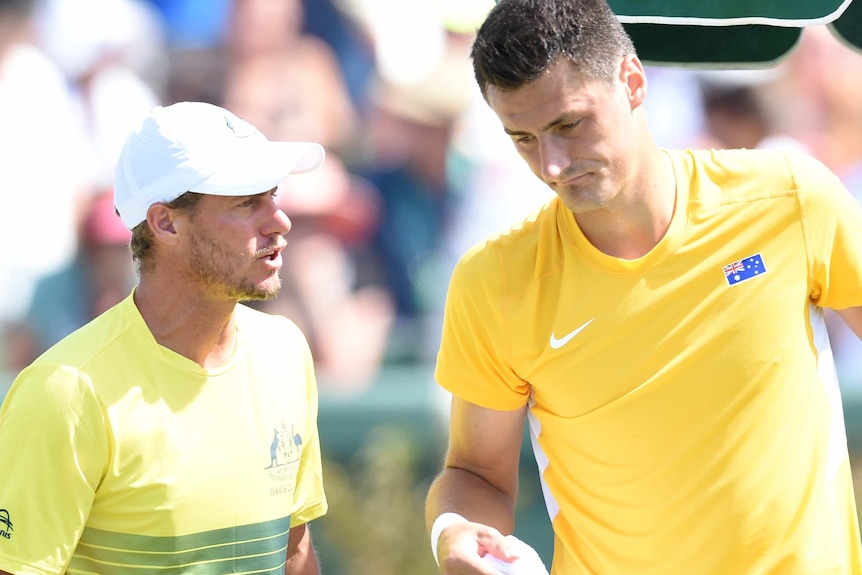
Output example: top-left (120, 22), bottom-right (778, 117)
top-left (254, 284), bottom-right (282, 301)
top-left (561, 194), bottom-right (606, 214)
top-left (232, 278), bottom-right (282, 302)
top-left (238, 291), bottom-right (278, 303)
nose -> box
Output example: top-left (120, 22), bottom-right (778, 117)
top-left (538, 137), bottom-right (569, 182)
top-left (272, 208), bottom-right (292, 236)
top-left (262, 198), bottom-right (292, 236)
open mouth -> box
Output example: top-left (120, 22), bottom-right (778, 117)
top-left (256, 246), bottom-right (283, 262)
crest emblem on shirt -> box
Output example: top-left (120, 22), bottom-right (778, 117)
top-left (265, 420), bottom-right (302, 493)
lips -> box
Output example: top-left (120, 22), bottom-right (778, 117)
top-left (257, 243), bottom-right (285, 261)
top-left (557, 171), bottom-right (591, 186)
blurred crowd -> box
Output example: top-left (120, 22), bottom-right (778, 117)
top-left (1, 0), bottom-right (861, 397)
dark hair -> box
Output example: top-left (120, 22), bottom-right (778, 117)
top-left (471, 0), bottom-right (636, 98)
top-left (127, 192), bottom-right (204, 270)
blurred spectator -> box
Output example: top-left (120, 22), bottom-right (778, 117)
top-left (34, 0), bottom-right (166, 192)
top-left (334, 2), bottom-right (552, 361)
top-left (355, 31), bottom-right (477, 361)
top-left (301, 0), bottom-right (375, 110)
top-left (221, 0), bottom-right (358, 154)
top-left (227, 0), bottom-right (394, 392)
top-left (768, 26), bottom-right (862, 174)
top-left (695, 69), bottom-right (809, 153)
top-left (641, 66), bottom-right (708, 150)
top-left (163, 0), bottom-right (394, 392)
top-left (164, 0), bottom-right (359, 155)
top-left (145, 0), bottom-right (230, 50)
top-left (0, 0), bottom-right (90, 384)
top-left (7, 192), bottom-right (135, 372)
top-left (1, 0), bottom-right (164, 380)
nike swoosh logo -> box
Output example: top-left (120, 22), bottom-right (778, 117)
top-left (549, 319), bottom-right (594, 349)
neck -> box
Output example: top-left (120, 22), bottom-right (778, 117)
top-left (575, 145), bottom-right (677, 260)
top-left (134, 279), bottom-right (239, 369)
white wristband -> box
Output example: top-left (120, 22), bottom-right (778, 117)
top-left (430, 512), bottom-right (468, 566)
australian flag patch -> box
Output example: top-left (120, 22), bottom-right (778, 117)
top-left (723, 253), bottom-right (767, 286)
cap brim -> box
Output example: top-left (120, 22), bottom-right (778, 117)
top-left (190, 141), bottom-right (325, 197)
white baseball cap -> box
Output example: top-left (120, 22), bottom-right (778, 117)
top-left (113, 101), bottom-right (325, 229)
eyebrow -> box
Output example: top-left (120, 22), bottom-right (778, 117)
top-left (240, 187), bottom-right (279, 200)
top-left (503, 115), bottom-right (571, 137)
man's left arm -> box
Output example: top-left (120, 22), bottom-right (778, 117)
top-left (284, 523), bottom-right (320, 575)
top-left (836, 306), bottom-right (862, 341)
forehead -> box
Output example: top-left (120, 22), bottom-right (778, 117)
top-left (486, 60), bottom-right (615, 132)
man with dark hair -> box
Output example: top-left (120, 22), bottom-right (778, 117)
top-left (425, 0), bottom-right (862, 573)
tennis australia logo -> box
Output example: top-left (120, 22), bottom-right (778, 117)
top-left (265, 421), bottom-right (303, 495)
top-left (0, 509), bottom-right (12, 539)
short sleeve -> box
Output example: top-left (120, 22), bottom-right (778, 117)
top-left (435, 243), bottom-right (531, 411)
top-left (793, 152), bottom-right (862, 309)
top-left (0, 362), bottom-right (108, 574)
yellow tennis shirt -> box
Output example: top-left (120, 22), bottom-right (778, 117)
top-left (436, 148), bottom-right (862, 574)
top-left (0, 294), bottom-right (327, 574)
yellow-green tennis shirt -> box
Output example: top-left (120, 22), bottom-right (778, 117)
top-left (0, 293), bottom-right (327, 575)
top-left (436, 148), bottom-right (862, 574)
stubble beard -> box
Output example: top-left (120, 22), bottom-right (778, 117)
top-left (555, 171), bottom-right (615, 214)
top-left (188, 231), bottom-right (282, 302)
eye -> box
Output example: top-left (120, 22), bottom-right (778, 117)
top-left (515, 134), bottom-right (534, 145)
top-left (562, 118), bottom-right (584, 133)
top-left (238, 197), bottom-right (255, 208)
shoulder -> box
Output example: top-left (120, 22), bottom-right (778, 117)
top-left (450, 199), bottom-right (558, 298)
top-left (9, 323), bottom-right (118, 415)
top-left (679, 148), bottom-right (840, 202)
top-left (9, 297), bottom-right (141, 407)
top-left (685, 147), bottom-right (794, 179)
top-left (35, 295), bottom-right (137, 369)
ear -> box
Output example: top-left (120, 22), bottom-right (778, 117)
top-left (619, 53), bottom-right (647, 110)
top-left (145, 203), bottom-right (182, 246)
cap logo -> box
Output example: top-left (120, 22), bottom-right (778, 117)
top-left (224, 116), bottom-right (257, 139)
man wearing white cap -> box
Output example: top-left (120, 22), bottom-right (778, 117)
top-left (0, 101), bottom-right (329, 575)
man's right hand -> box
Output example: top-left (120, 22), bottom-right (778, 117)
top-left (437, 521), bottom-right (548, 575)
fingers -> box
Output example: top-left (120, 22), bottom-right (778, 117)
top-left (478, 533), bottom-right (525, 562)
top-left (437, 522), bottom-right (540, 575)
top-left (482, 536), bottom-right (550, 575)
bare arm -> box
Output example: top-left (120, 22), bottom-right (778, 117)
top-left (284, 523), bottom-right (320, 575)
top-left (835, 306), bottom-right (862, 340)
top-left (426, 396), bottom-right (528, 571)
